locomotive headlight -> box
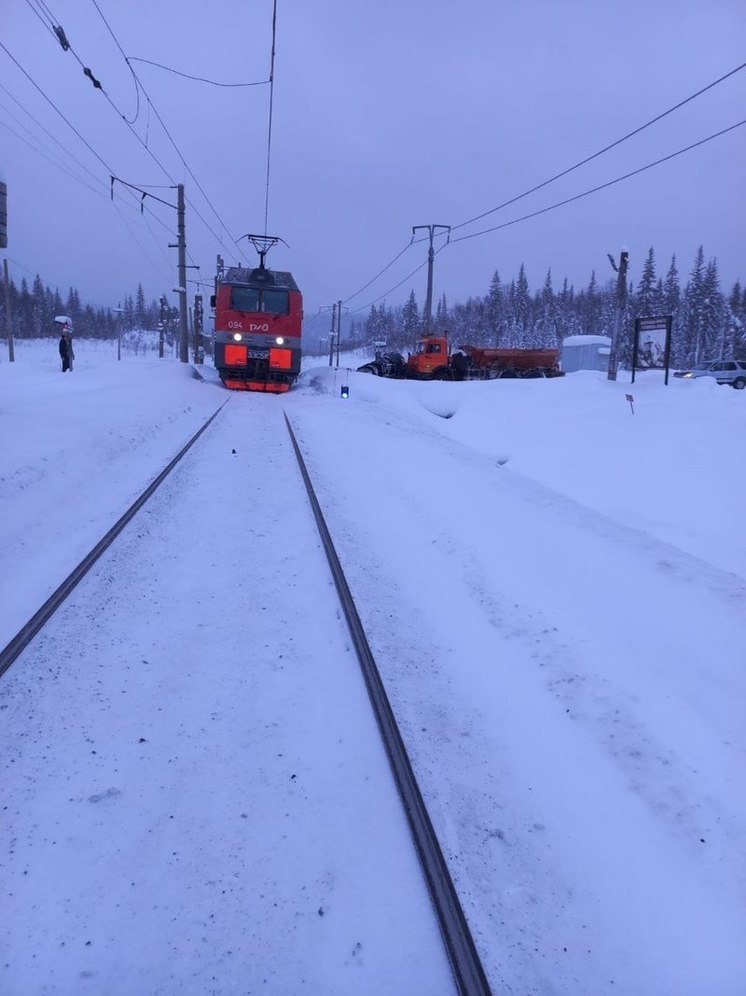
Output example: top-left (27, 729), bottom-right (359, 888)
top-left (275, 336), bottom-right (284, 345)
top-left (232, 332), bottom-right (243, 342)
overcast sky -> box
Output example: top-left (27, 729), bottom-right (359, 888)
top-left (2, 0), bottom-right (745, 334)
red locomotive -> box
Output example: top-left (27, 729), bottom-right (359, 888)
top-left (211, 236), bottom-right (302, 392)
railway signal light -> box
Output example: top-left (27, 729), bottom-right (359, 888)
top-left (340, 385), bottom-right (349, 399)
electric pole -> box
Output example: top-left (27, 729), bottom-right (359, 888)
top-left (412, 224), bottom-right (450, 333)
top-left (114, 302), bottom-right (123, 361)
top-left (3, 258), bottom-right (14, 362)
top-left (328, 302), bottom-right (337, 367)
top-left (335, 299), bottom-right (349, 368)
top-left (193, 294), bottom-right (203, 363)
top-left (318, 304), bottom-right (338, 367)
top-left (111, 176), bottom-right (191, 363)
top-left (607, 249), bottom-right (629, 381)
top-left (159, 296), bottom-right (166, 358)
top-left (177, 184), bottom-right (188, 363)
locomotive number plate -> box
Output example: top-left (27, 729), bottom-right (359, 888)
top-left (248, 349), bottom-right (269, 359)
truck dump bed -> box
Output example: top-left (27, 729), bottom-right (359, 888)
top-left (464, 346), bottom-right (560, 370)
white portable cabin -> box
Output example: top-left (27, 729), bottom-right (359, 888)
top-left (560, 335), bottom-right (611, 373)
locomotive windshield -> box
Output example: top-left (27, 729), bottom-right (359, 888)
top-left (230, 287), bottom-right (259, 312)
top-left (229, 286), bottom-right (289, 315)
top-left (262, 289), bottom-right (290, 314)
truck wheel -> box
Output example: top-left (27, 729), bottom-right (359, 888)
top-left (733, 377), bottom-right (746, 390)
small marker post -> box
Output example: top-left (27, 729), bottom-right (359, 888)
top-left (626, 393), bottom-right (635, 415)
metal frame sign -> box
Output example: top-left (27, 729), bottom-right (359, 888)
top-left (632, 315), bottom-right (673, 385)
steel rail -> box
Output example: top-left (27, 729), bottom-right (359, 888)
top-left (284, 413), bottom-right (492, 996)
top-left (0, 402), bottom-right (229, 679)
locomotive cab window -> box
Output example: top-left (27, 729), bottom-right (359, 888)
top-left (230, 287), bottom-right (259, 312)
top-left (229, 287), bottom-right (289, 315)
top-left (262, 290), bottom-right (289, 315)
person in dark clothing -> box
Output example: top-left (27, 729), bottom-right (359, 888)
top-left (59, 329), bottom-right (74, 372)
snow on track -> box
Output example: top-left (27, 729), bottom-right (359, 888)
top-left (0, 398), bottom-right (453, 996)
top-left (288, 372), bottom-right (746, 996)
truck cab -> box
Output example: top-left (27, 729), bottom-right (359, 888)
top-left (407, 336), bottom-right (451, 378)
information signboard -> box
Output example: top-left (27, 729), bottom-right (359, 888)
top-left (632, 315), bottom-right (673, 385)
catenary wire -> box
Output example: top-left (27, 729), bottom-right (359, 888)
top-left (0, 81), bottom-right (108, 190)
top-left (24, 0), bottom-right (58, 42)
top-left (348, 115), bottom-right (742, 315)
top-left (342, 238), bottom-right (416, 304)
top-left (128, 57), bottom-right (269, 88)
top-left (352, 249), bottom-right (446, 315)
top-left (263, 0), bottom-right (278, 236)
top-left (344, 62), bottom-right (746, 309)
top-left (88, 0), bottom-right (142, 123)
top-left (30, 0), bottom-right (140, 124)
top-left (1, 41), bottom-right (120, 180)
top-left (0, 115), bottom-right (105, 198)
top-left (353, 68), bottom-right (746, 312)
top-left (450, 59), bottom-right (746, 235)
top-left (449, 118), bottom-right (746, 245)
top-left (25, 0), bottom-right (250, 264)
top-left (6, 256), bottom-right (40, 278)
top-left (88, 0), bottom-right (252, 263)
top-left (0, 44), bottom-right (183, 267)
top-left (110, 200), bottom-right (174, 285)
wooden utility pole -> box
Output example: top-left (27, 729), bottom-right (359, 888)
top-left (115, 302), bottom-right (123, 361)
top-left (328, 302), bottom-right (337, 367)
top-left (412, 224), bottom-right (450, 333)
top-left (193, 294), bottom-right (203, 363)
top-left (607, 249), bottom-right (629, 381)
top-left (159, 296), bottom-right (166, 358)
top-left (177, 184), bottom-right (188, 363)
top-left (113, 176), bottom-right (191, 362)
top-left (336, 299), bottom-right (343, 368)
top-left (3, 258), bottom-right (14, 362)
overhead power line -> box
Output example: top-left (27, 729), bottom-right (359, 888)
top-left (451, 59), bottom-right (746, 235)
top-left (348, 60), bottom-right (746, 311)
top-left (24, 0), bottom-right (59, 42)
top-left (128, 57), bottom-right (270, 88)
top-left (263, 0), bottom-right (278, 236)
top-left (87, 0), bottom-right (140, 122)
top-left (0, 80), bottom-right (109, 190)
top-left (0, 115), bottom-right (104, 197)
top-left (343, 238), bottom-right (415, 304)
top-left (352, 247), bottom-right (447, 315)
top-left (0, 43), bottom-right (181, 267)
top-left (20, 0), bottom-right (252, 263)
top-left (87, 0), bottom-right (252, 264)
top-left (27, 0), bottom-right (140, 123)
top-left (1, 40), bottom-right (119, 179)
top-left (347, 116), bottom-right (745, 314)
top-left (449, 118), bottom-right (746, 245)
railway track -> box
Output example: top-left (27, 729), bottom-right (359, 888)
top-left (0, 402), bottom-right (228, 681)
top-left (1, 401), bottom-right (492, 996)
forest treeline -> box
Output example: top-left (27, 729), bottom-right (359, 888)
top-left (0, 276), bottom-right (179, 341)
top-left (2, 246), bottom-right (745, 369)
top-left (348, 246), bottom-right (746, 367)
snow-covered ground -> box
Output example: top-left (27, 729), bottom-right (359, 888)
top-left (1, 339), bottom-right (745, 995)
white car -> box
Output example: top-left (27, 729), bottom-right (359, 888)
top-left (674, 359), bottom-right (746, 389)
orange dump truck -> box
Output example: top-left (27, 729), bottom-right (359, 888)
top-left (358, 335), bottom-right (563, 380)
top-left (403, 336), bottom-right (562, 380)
top-left (460, 344), bottom-right (562, 379)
